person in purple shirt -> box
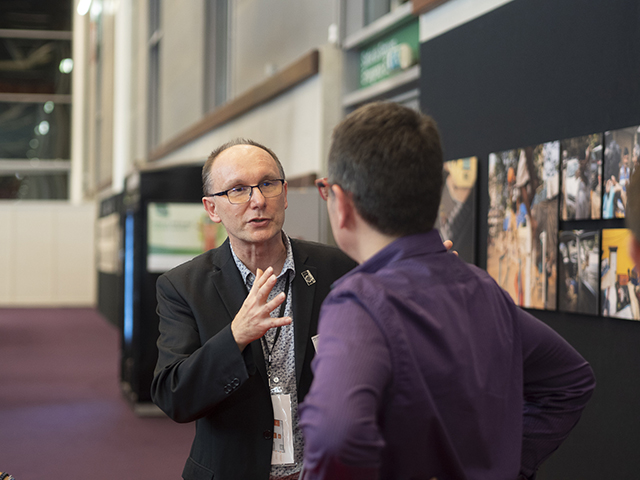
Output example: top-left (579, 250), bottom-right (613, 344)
top-left (299, 102), bottom-right (596, 480)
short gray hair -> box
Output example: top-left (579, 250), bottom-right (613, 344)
top-left (202, 138), bottom-right (285, 196)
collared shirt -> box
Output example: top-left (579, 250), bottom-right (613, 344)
top-left (299, 229), bottom-right (595, 480)
top-left (231, 233), bottom-right (304, 477)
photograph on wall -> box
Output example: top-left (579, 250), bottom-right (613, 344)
top-left (147, 202), bottom-right (227, 273)
top-left (438, 157), bottom-right (477, 264)
top-left (560, 134), bottom-right (603, 220)
top-left (558, 230), bottom-right (600, 315)
top-left (603, 126), bottom-right (640, 219)
top-left (486, 141), bottom-right (559, 310)
top-left (600, 228), bottom-right (640, 320)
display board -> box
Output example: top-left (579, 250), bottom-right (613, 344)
top-left (420, 0), bottom-right (640, 478)
top-left (147, 202), bottom-right (226, 273)
top-left (438, 157), bottom-right (477, 264)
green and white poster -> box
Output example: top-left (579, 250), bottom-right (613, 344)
top-left (147, 202), bottom-right (227, 273)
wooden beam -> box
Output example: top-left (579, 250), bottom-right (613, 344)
top-left (0, 29), bottom-right (72, 40)
top-left (412, 0), bottom-right (451, 16)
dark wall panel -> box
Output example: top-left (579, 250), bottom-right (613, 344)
top-left (420, 1), bottom-right (640, 479)
top-left (121, 165), bottom-right (204, 405)
top-left (422, 0), bottom-right (640, 160)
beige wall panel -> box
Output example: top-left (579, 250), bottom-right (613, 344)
top-left (99, 11), bottom-right (117, 187)
top-left (132, 0), bottom-right (149, 165)
top-left (0, 209), bottom-right (13, 302)
top-left (160, 0), bottom-right (206, 144)
top-left (13, 205), bottom-right (56, 305)
top-left (233, 0), bottom-right (336, 96)
top-left (0, 203), bottom-right (96, 306)
top-left (54, 206), bottom-right (96, 305)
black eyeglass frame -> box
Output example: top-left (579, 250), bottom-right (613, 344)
top-left (315, 177), bottom-right (337, 201)
top-left (205, 178), bottom-right (285, 204)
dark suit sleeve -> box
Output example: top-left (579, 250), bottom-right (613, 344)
top-left (151, 272), bottom-right (252, 423)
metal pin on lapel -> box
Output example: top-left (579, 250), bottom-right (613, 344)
top-left (301, 270), bottom-right (316, 286)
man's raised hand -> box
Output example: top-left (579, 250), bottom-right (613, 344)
top-left (230, 266), bottom-right (292, 352)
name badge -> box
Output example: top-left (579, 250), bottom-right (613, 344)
top-left (270, 394), bottom-right (295, 465)
top-left (301, 270), bottom-right (316, 286)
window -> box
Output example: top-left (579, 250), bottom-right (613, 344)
top-left (148, 0), bottom-right (162, 151)
top-left (204, 0), bottom-right (230, 112)
top-left (364, 0), bottom-right (408, 26)
top-left (0, 1), bottom-right (73, 200)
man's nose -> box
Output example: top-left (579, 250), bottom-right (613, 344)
top-left (249, 185), bottom-right (267, 206)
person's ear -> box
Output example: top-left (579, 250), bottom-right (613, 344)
top-left (630, 235), bottom-right (640, 270)
top-left (283, 180), bottom-right (288, 210)
top-left (331, 184), bottom-right (356, 230)
top-left (202, 197), bottom-right (223, 224)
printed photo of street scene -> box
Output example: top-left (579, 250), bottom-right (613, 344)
top-left (558, 230), bottom-right (600, 315)
top-left (438, 157), bottom-right (477, 264)
top-left (487, 142), bottom-right (559, 310)
top-left (560, 134), bottom-right (602, 220)
top-left (600, 228), bottom-right (640, 320)
top-left (603, 125), bottom-right (640, 219)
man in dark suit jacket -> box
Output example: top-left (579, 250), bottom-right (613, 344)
top-left (150, 138), bottom-right (356, 480)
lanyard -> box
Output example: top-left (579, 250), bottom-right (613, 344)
top-left (261, 273), bottom-right (290, 373)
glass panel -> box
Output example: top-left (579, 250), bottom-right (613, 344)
top-left (364, 0), bottom-right (391, 26)
top-left (205, 0), bottom-right (229, 112)
top-left (0, 102), bottom-right (71, 159)
top-left (0, 38), bottom-right (72, 95)
top-left (0, 2), bottom-right (72, 31)
top-left (0, 172), bottom-right (68, 199)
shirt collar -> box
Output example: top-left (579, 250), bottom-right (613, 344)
top-left (230, 231), bottom-right (296, 287)
top-left (332, 229), bottom-right (447, 287)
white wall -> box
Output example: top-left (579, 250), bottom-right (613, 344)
top-left (419, 0), bottom-right (514, 42)
top-left (233, 0), bottom-right (337, 96)
top-left (160, 0), bottom-right (206, 145)
top-left (152, 75), bottom-right (325, 178)
top-left (0, 202), bottom-right (97, 307)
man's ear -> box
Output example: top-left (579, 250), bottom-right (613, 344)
top-left (283, 180), bottom-right (288, 210)
top-left (331, 184), bottom-right (356, 230)
top-left (202, 197), bottom-right (222, 224)
top-left (630, 235), bottom-right (640, 270)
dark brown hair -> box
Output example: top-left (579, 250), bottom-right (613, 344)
top-left (328, 102), bottom-right (443, 236)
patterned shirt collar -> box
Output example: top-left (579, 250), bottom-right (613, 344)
top-left (230, 231), bottom-right (295, 287)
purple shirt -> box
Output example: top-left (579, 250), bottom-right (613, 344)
top-left (299, 230), bottom-right (595, 480)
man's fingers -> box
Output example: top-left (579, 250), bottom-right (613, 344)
top-left (264, 291), bottom-right (286, 314)
top-left (254, 266), bottom-right (272, 287)
top-left (256, 274), bottom-right (278, 302)
top-left (443, 239), bottom-right (459, 257)
top-left (248, 267), bottom-right (277, 303)
top-left (272, 316), bottom-right (292, 328)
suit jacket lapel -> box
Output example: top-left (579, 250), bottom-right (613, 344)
top-left (208, 240), bottom-right (269, 386)
top-left (292, 241), bottom-right (317, 386)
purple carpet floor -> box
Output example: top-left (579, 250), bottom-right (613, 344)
top-left (0, 308), bottom-right (193, 480)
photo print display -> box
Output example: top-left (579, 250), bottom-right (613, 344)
top-left (438, 157), bottom-right (477, 264)
top-left (603, 125), bottom-right (640, 219)
top-left (558, 230), bottom-right (600, 315)
top-left (600, 228), bottom-right (640, 320)
top-left (487, 141), bottom-right (559, 310)
top-left (560, 134), bottom-right (603, 220)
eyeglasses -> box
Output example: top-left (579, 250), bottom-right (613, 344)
top-left (315, 177), bottom-right (334, 201)
top-left (207, 179), bottom-right (285, 204)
